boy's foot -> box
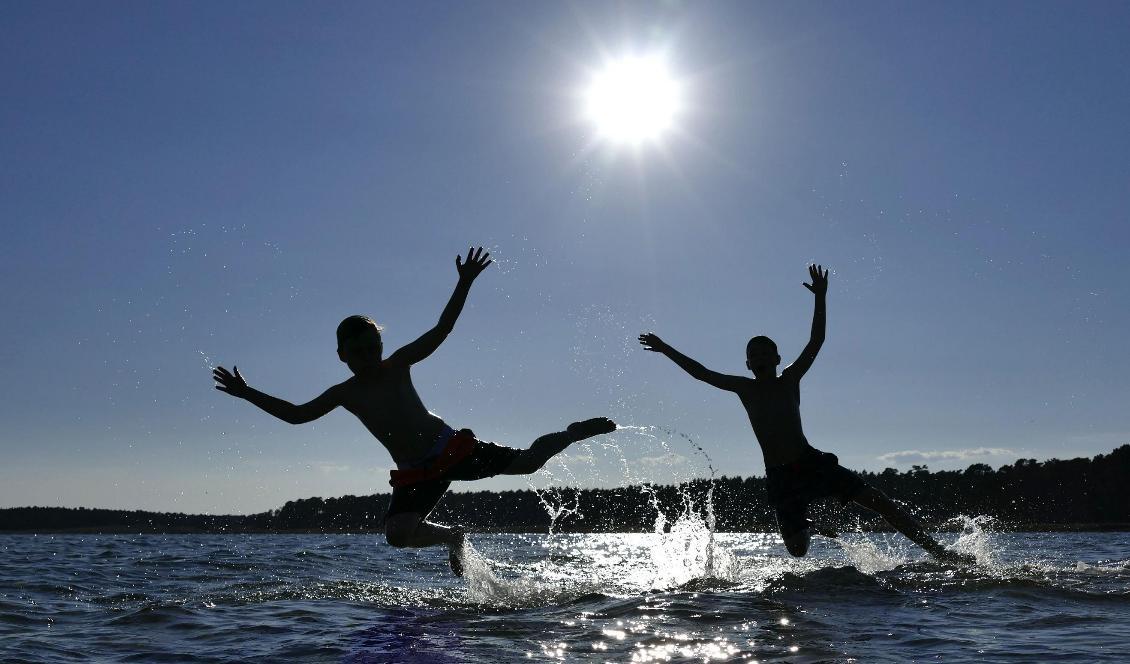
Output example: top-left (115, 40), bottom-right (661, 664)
top-left (567, 417), bottom-right (617, 439)
top-left (934, 549), bottom-right (977, 566)
top-left (926, 543), bottom-right (976, 566)
top-left (448, 529), bottom-right (466, 577)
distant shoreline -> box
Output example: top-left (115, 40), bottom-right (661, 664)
top-left (5, 444), bottom-right (1128, 535)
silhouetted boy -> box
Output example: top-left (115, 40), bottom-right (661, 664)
top-left (640, 264), bottom-right (973, 564)
top-left (214, 247), bottom-right (616, 575)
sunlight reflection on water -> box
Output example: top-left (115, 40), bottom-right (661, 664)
top-left (3, 532), bottom-right (1130, 662)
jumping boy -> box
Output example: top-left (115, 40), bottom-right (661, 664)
top-left (639, 264), bottom-right (973, 564)
top-left (213, 247), bottom-right (616, 576)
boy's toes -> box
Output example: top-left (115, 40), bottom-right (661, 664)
top-left (567, 417), bottom-right (617, 437)
top-left (933, 547), bottom-right (976, 566)
top-left (947, 551), bottom-right (977, 566)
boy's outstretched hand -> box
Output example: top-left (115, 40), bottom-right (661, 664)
top-left (638, 333), bottom-right (670, 354)
top-left (803, 264), bottom-right (829, 296)
top-left (456, 246), bottom-right (492, 283)
top-left (213, 365), bottom-right (250, 399)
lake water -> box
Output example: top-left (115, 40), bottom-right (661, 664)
top-left (2, 526), bottom-right (1129, 662)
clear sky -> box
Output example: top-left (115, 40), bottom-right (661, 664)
top-left (2, 1), bottom-right (1128, 514)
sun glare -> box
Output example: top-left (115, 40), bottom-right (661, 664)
top-left (584, 55), bottom-right (682, 145)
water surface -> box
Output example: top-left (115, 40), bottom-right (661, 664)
top-left (2, 528), bottom-right (1128, 662)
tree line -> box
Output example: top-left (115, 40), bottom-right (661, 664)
top-left (3, 444), bottom-right (1128, 533)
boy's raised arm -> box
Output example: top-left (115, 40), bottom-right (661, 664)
top-left (213, 366), bottom-right (341, 424)
top-left (385, 246), bottom-right (492, 368)
top-left (784, 264), bottom-right (828, 379)
top-left (639, 333), bottom-right (746, 392)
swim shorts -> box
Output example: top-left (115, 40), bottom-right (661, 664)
top-left (765, 446), bottom-right (867, 537)
top-left (385, 428), bottom-right (520, 519)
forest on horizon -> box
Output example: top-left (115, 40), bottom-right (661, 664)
top-left (4, 445), bottom-right (1128, 534)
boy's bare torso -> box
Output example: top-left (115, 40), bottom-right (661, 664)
top-left (334, 365), bottom-right (449, 466)
top-left (733, 371), bottom-right (812, 468)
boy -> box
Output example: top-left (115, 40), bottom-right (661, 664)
top-left (213, 247), bottom-right (616, 576)
top-left (639, 264), bottom-right (972, 564)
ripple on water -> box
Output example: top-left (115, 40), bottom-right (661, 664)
top-left (2, 532), bottom-right (1130, 662)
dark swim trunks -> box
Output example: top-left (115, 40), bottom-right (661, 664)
top-left (765, 447), bottom-right (867, 537)
top-left (385, 428), bottom-right (520, 519)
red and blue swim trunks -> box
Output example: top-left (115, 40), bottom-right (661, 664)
top-left (385, 427), bottom-right (520, 518)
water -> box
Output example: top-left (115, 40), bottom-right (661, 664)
top-left (3, 530), bottom-right (1129, 662)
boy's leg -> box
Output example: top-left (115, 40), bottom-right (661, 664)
top-left (850, 486), bottom-right (961, 560)
top-left (385, 480), bottom-right (470, 575)
top-left (501, 417), bottom-right (616, 475)
top-left (384, 513), bottom-right (462, 548)
top-left (775, 500), bottom-right (812, 557)
top-left (385, 513), bottom-right (466, 577)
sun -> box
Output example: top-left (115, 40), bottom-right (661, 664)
top-left (583, 55), bottom-right (682, 145)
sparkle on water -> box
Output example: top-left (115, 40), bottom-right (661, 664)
top-left (454, 426), bottom-right (1001, 664)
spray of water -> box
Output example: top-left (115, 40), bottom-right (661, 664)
top-left (833, 533), bottom-right (909, 574)
top-left (460, 424), bottom-right (741, 604)
top-left (948, 514), bottom-right (998, 565)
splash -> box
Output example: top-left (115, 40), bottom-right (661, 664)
top-left (833, 533), bottom-right (908, 574)
top-left (198, 350), bottom-right (217, 370)
top-left (616, 425), bottom-right (737, 582)
top-left (532, 486), bottom-right (580, 538)
top-left (464, 424), bottom-right (741, 604)
top-left (947, 514), bottom-right (998, 566)
top-left (460, 537), bottom-right (605, 607)
top-left (646, 484), bottom-right (739, 587)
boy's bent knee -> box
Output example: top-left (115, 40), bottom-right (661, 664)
top-left (783, 529), bottom-right (811, 557)
top-left (384, 514), bottom-right (421, 548)
top-left (385, 530), bottom-right (411, 548)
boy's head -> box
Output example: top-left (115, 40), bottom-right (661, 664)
top-left (745, 335), bottom-right (780, 376)
top-left (337, 315), bottom-right (383, 374)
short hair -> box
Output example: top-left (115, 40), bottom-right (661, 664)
top-left (746, 335), bottom-right (778, 357)
top-left (336, 315), bottom-right (382, 349)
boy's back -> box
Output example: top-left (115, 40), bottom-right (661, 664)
top-left (733, 371), bottom-right (812, 467)
top-left (334, 365), bottom-right (448, 466)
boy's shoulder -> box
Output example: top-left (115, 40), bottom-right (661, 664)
top-left (778, 366), bottom-right (804, 384)
top-left (336, 364), bottom-right (410, 392)
top-left (740, 372), bottom-right (799, 395)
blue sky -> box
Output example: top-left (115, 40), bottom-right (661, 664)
top-left (2, 1), bottom-right (1128, 513)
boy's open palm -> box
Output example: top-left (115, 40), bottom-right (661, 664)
top-left (456, 246), bottom-right (492, 282)
top-left (803, 264), bottom-right (828, 295)
top-left (638, 333), bottom-right (669, 353)
top-left (213, 366), bottom-right (250, 398)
